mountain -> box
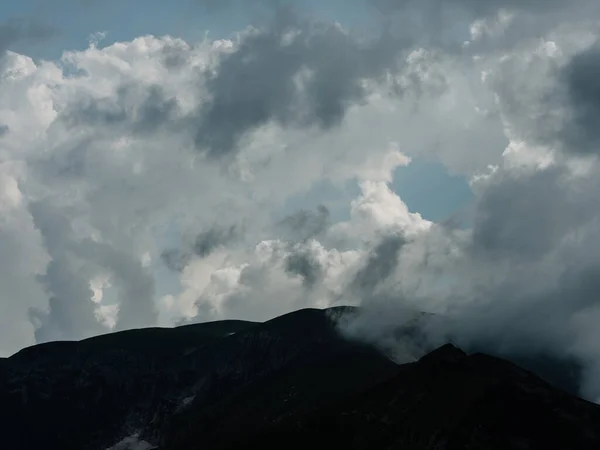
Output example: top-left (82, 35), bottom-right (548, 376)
top-left (1, 307), bottom-right (599, 450)
top-left (1, 318), bottom-right (259, 450)
top-left (0, 307), bottom-right (397, 450)
top-left (228, 344), bottom-right (600, 450)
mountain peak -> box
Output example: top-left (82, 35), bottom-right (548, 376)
top-left (418, 343), bottom-right (467, 365)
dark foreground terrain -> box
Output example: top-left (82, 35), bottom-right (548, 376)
top-left (1, 307), bottom-right (599, 449)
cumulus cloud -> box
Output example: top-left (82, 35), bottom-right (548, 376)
top-left (191, 10), bottom-right (411, 157)
top-left (284, 249), bottom-right (324, 288)
top-left (276, 205), bottom-right (330, 241)
top-left (0, 9), bottom-right (433, 353)
top-left (162, 224), bottom-right (240, 272)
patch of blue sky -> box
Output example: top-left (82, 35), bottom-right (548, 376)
top-left (279, 158), bottom-right (474, 225)
top-left (2, 0), bottom-right (372, 60)
top-left (390, 159), bottom-right (474, 224)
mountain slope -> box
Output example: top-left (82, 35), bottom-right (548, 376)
top-left (224, 344), bottom-right (600, 450)
top-left (1, 319), bottom-right (259, 450)
top-left (0, 307), bottom-right (398, 450)
top-left (161, 307), bottom-right (399, 449)
top-left (1, 307), bottom-right (600, 450)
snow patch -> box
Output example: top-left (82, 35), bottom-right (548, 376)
top-left (182, 395), bottom-right (195, 407)
top-left (106, 434), bottom-right (156, 450)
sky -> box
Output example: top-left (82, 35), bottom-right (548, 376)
top-left (3, 0), bottom-right (600, 400)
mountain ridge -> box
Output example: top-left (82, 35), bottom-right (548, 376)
top-left (0, 307), bottom-right (598, 450)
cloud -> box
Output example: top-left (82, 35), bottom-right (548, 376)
top-left (27, 201), bottom-right (104, 343)
top-left (284, 246), bottom-right (324, 288)
top-left (191, 7), bottom-right (415, 157)
top-left (276, 205), bottom-right (330, 241)
top-left (330, 180), bottom-right (432, 244)
top-left (470, 166), bottom-right (594, 259)
top-left (193, 225), bottom-right (239, 257)
top-left (62, 83), bottom-right (181, 134)
top-left (0, 167), bottom-right (48, 355)
top-left (162, 225), bottom-right (240, 272)
top-left (351, 234), bottom-right (405, 292)
top-left (27, 200), bottom-right (156, 342)
top-left (161, 249), bottom-right (193, 273)
top-left (370, 0), bottom-right (595, 19)
top-left (556, 42), bottom-right (600, 155)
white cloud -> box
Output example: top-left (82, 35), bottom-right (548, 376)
top-left (330, 180), bottom-right (431, 244)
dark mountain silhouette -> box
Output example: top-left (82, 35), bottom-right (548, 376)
top-left (226, 344), bottom-right (600, 450)
top-left (0, 307), bottom-right (599, 450)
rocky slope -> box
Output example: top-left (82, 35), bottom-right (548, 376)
top-left (227, 344), bottom-right (600, 450)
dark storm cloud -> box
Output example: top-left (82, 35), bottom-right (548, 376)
top-left (277, 205), bottom-right (330, 241)
top-left (0, 125), bottom-right (8, 137)
top-left (284, 250), bottom-right (323, 287)
top-left (61, 84), bottom-right (179, 133)
top-left (193, 9), bottom-right (409, 157)
top-left (65, 97), bottom-right (126, 127)
top-left (470, 167), bottom-right (594, 260)
top-left (129, 85), bottom-right (180, 133)
top-left (161, 225), bottom-right (239, 272)
top-left (161, 249), bottom-right (193, 273)
top-left (161, 42), bottom-right (193, 68)
top-left (193, 225), bottom-right (238, 257)
top-left (556, 42), bottom-right (600, 155)
top-left (463, 167), bottom-right (600, 356)
top-left (352, 234), bottom-right (406, 292)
